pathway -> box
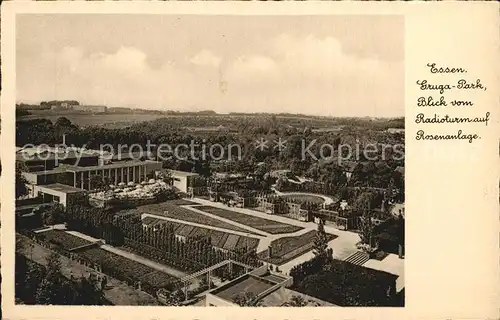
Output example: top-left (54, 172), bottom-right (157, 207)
top-left (141, 213), bottom-right (265, 239)
top-left (33, 226), bottom-right (53, 233)
top-left (363, 254), bottom-right (405, 292)
top-left (67, 229), bottom-right (187, 279)
top-left (183, 205), bottom-right (271, 237)
top-left (188, 198), bottom-right (361, 271)
top-left (182, 205), bottom-right (319, 253)
top-left (101, 244), bottom-right (187, 279)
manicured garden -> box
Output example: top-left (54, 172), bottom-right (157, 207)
top-left (195, 206), bottom-right (303, 234)
top-left (37, 230), bottom-right (93, 250)
top-left (257, 230), bottom-right (337, 265)
top-left (280, 194), bottom-right (326, 205)
top-left (138, 202), bottom-right (263, 236)
top-left (77, 247), bottom-right (177, 291)
top-left (145, 218), bottom-right (259, 251)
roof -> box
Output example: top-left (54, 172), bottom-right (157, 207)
top-left (37, 183), bottom-right (87, 194)
top-left (112, 151), bottom-right (156, 161)
top-left (23, 167), bottom-right (69, 176)
top-left (168, 169), bottom-right (199, 177)
top-left (16, 150), bottom-right (98, 162)
top-left (212, 275), bottom-right (274, 302)
top-left (66, 160), bottom-right (161, 172)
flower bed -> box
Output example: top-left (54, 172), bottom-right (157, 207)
top-left (281, 194), bottom-right (326, 205)
top-left (77, 247), bottom-right (177, 293)
top-left (195, 206), bottom-right (303, 234)
top-left (145, 218), bottom-right (260, 252)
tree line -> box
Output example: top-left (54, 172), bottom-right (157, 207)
top-left (15, 251), bottom-right (107, 305)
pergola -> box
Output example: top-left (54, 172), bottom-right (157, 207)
top-left (179, 259), bottom-right (255, 301)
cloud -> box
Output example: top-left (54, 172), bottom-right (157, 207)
top-left (190, 49), bottom-right (221, 68)
top-left (225, 55), bottom-right (280, 84)
top-left (17, 34), bottom-right (403, 117)
top-left (219, 34), bottom-right (403, 116)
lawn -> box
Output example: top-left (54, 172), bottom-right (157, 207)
top-left (257, 231), bottom-right (337, 265)
top-left (37, 230), bottom-right (93, 250)
top-left (195, 206), bottom-right (303, 234)
top-left (138, 202), bottom-right (263, 236)
top-left (280, 194), bottom-right (326, 205)
top-left (141, 217), bottom-right (260, 251)
top-left (167, 199), bottom-right (200, 206)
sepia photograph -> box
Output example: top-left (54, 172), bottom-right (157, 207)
top-left (13, 14), bottom-right (405, 307)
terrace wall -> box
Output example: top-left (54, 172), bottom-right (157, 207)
top-left (248, 265), bottom-right (269, 277)
top-left (205, 293), bottom-right (237, 306)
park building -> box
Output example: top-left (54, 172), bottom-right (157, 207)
top-left (72, 105), bottom-right (107, 113)
top-left (17, 144), bottom-right (163, 207)
top-left (168, 169), bottom-right (200, 194)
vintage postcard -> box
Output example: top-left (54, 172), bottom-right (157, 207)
top-left (1, 2), bottom-right (498, 320)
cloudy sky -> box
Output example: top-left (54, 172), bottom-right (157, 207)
top-left (17, 14), bottom-right (404, 117)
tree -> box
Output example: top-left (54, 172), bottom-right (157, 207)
top-left (284, 295), bottom-right (307, 307)
top-left (313, 220), bottom-right (328, 258)
top-left (89, 174), bottom-right (108, 191)
top-left (275, 177), bottom-right (288, 191)
top-left (75, 277), bottom-right (104, 305)
top-left (352, 192), bottom-right (375, 214)
top-left (232, 292), bottom-right (261, 306)
top-left (16, 165), bottom-right (29, 199)
top-left (35, 252), bottom-right (62, 304)
top-left (41, 203), bottom-right (65, 225)
top-left (162, 289), bottom-right (184, 306)
top-left (157, 170), bottom-right (173, 185)
top-left (54, 117), bottom-right (78, 142)
top-left (359, 214), bottom-right (374, 248)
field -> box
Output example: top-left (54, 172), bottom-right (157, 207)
top-left (18, 113), bottom-right (165, 128)
top-left (139, 202), bottom-right (263, 236)
top-left (37, 230), bottom-right (93, 250)
top-left (195, 206), bottom-right (303, 234)
top-left (280, 194), bottom-right (326, 205)
top-left (142, 216), bottom-right (260, 251)
top-left (257, 231), bottom-right (337, 265)
top-left (78, 247), bottom-right (177, 289)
